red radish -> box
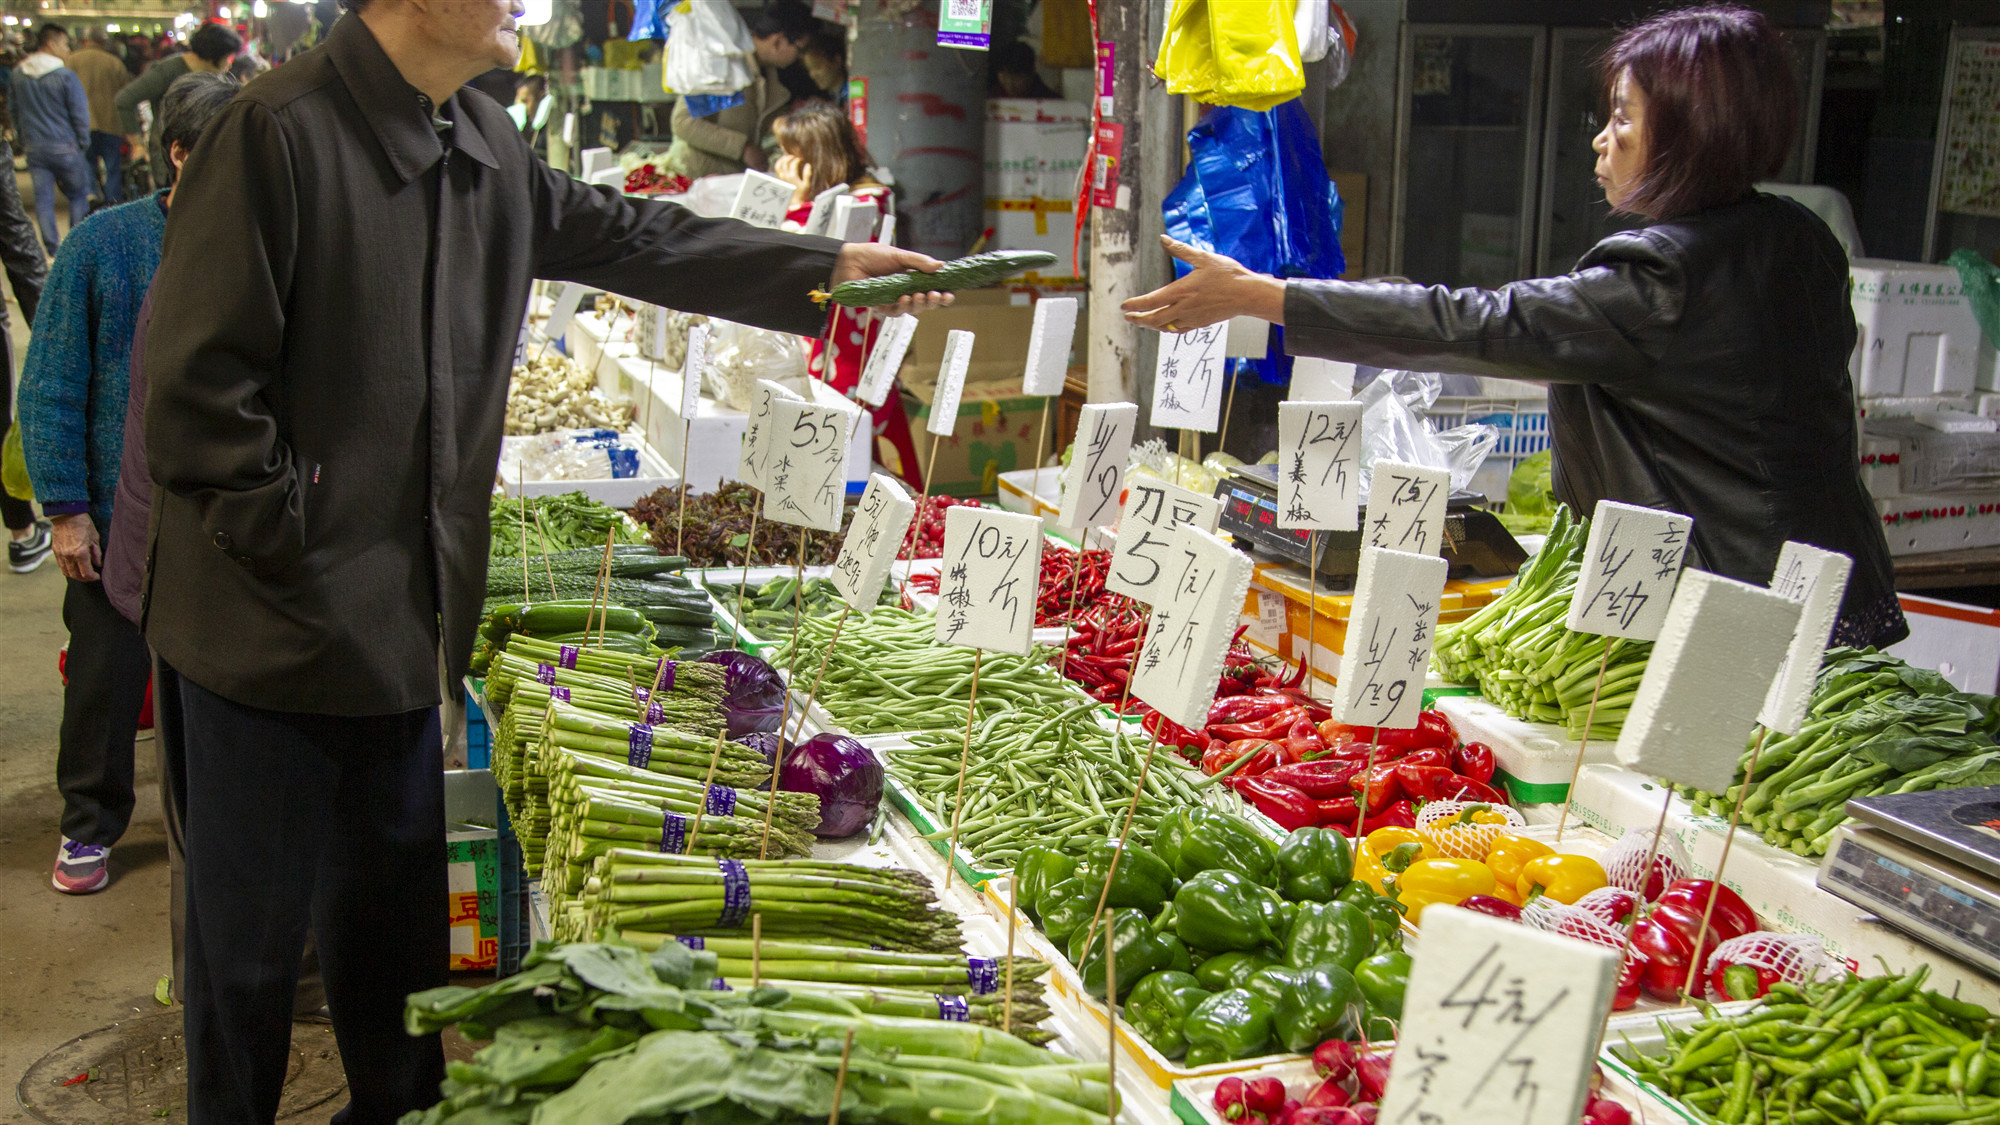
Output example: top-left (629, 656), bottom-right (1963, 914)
top-left (1214, 1076), bottom-right (1249, 1121)
top-left (1245, 1077), bottom-right (1288, 1117)
top-left (1304, 1078), bottom-right (1352, 1108)
top-left (1582, 1094), bottom-right (1632, 1125)
top-left (1272, 1099), bottom-right (1302, 1125)
top-left (1354, 1054), bottom-right (1392, 1102)
top-left (1313, 1040), bottom-right (1359, 1081)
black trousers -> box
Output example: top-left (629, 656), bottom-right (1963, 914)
top-left (56, 577), bottom-right (151, 844)
top-left (155, 658), bottom-right (447, 1125)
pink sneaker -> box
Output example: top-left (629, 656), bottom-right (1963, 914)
top-left (53, 837), bottom-right (109, 894)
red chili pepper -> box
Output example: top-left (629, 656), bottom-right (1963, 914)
top-left (1351, 764), bottom-right (1405, 810)
top-left (1372, 723), bottom-right (1452, 752)
top-left (1203, 740), bottom-right (1281, 778)
top-left (1313, 796), bottom-right (1359, 829)
top-left (1416, 709), bottom-right (1458, 749)
top-left (1442, 776), bottom-right (1506, 805)
top-left (1262, 759), bottom-right (1363, 799)
top-left (1231, 776), bottom-right (1320, 831)
top-left (1209, 693), bottom-right (1296, 725)
top-left (1359, 799), bottom-right (1416, 834)
top-left (1283, 717), bottom-right (1327, 763)
top-left (1451, 741), bottom-right (1496, 784)
top-left (1396, 748), bottom-right (1453, 772)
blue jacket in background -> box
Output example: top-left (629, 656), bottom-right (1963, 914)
top-left (11, 52), bottom-right (89, 155)
top-left (18, 189), bottom-right (169, 534)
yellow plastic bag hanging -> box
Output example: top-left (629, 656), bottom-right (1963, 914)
top-left (1155, 0), bottom-right (1304, 112)
top-left (515, 34), bottom-right (541, 75)
top-left (3, 423), bottom-right (31, 503)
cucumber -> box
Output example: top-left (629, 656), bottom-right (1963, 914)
top-left (520, 603), bottom-right (648, 635)
top-left (821, 250), bottom-right (1058, 307)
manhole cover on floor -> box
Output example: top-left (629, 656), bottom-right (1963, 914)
top-left (17, 1010), bottom-right (346, 1124)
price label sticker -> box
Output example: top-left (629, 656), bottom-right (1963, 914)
top-left (1381, 905), bottom-right (1618, 1125)
top-left (1364, 460), bottom-right (1450, 555)
top-left (680, 323), bottom-right (710, 418)
top-left (1615, 569), bottom-right (1805, 793)
top-left (544, 282), bottom-right (586, 342)
top-left (737, 378), bottom-right (802, 490)
top-left (1334, 546), bottom-right (1450, 731)
top-left (1056, 402), bottom-right (1138, 530)
top-left (1564, 499), bottom-right (1694, 640)
top-left (1759, 543), bottom-right (1854, 735)
top-left (1132, 524), bottom-right (1256, 730)
top-left (857, 314), bottom-right (918, 408)
top-left (1022, 297), bottom-right (1078, 397)
top-left (934, 506), bottom-right (1044, 654)
top-left (1289, 356), bottom-right (1356, 401)
top-left (1276, 401), bottom-right (1363, 531)
top-left (1105, 479), bottom-right (1223, 603)
top-left (832, 473), bottom-right (917, 613)
top-left (1249, 589), bottom-right (1286, 649)
top-left (730, 170), bottom-right (795, 229)
top-left (926, 329), bottom-right (975, 438)
top-left (1149, 324), bottom-right (1228, 432)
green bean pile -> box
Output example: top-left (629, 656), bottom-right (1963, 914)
top-left (885, 702), bottom-right (1204, 870)
top-left (1615, 966), bottom-right (2000, 1124)
top-left (775, 608), bottom-right (1089, 735)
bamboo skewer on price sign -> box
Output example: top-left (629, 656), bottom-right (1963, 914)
top-left (674, 322), bottom-right (711, 558)
top-left (1332, 545), bottom-right (1450, 833)
top-left (732, 378), bottom-right (802, 649)
top-left (1051, 401), bottom-right (1136, 657)
top-left (1020, 297), bottom-right (1078, 525)
top-left (853, 313), bottom-right (919, 592)
top-left (1552, 499), bottom-right (1693, 842)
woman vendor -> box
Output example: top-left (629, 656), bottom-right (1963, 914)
top-left (1124, 3), bottom-right (1906, 648)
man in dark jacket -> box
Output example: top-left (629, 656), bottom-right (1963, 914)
top-left (141, 2), bottom-right (945, 1123)
top-left (11, 23), bottom-right (91, 252)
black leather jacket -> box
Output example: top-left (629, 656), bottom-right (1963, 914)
top-left (1284, 193), bottom-right (1906, 648)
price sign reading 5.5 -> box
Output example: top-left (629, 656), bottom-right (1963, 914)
top-left (1105, 478), bottom-right (1222, 604)
top-left (934, 506), bottom-right (1044, 655)
top-left (1333, 545), bottom-right (1449, 732)
top-left (1131, 524), bottom-right (1256, 730)
top-left (764, 398), bottom-right (857, 533)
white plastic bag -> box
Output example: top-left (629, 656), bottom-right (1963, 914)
top-left (707, 319), bottom-right (810, 411)
top-left (664, 0), bottom-right (755, 96)
top-left (1294, 0), bottom-right (1329, 62)
top-left (1356, 370), bottom-right (1498, 501)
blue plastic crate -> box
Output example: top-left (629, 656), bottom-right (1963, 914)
top-left (497, 795), bottom-right (530, 976)
top-left (466, 695), bottom-right (492, 770)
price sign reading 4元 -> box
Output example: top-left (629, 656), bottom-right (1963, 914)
top-left (1130, 524), bottom-right (1256, 730)
top-left (1564, 499), bottom-right (1694, 640)
top-left (763, 398), bottom-right (857, 533)
top-left (1333, 545), bottom-right (1449, 731)
top-left (832, 473), bottom-right (916, 613)
top-left (1364, 460), bottom-right (1450, 555)
top-left (934, 506), bottom-right (1044, 655)
top-left (1381, 905), bottom-right (1617, 1125)
top-left (737, 378), bottom-right (802, 491)
top-left (1105, 479), bottom-right (1222, 604)
top-left (856, 314), bottom-right (918, 408)
top-left (1149, 324), bottom-right (1229, 432)
top-left (1056, 402), bottom-right (1138, 529)
top-left (1276, 401), bottom-right (1364, 531)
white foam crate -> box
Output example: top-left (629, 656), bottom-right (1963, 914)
top-left (1433, 694), bottom-right (1611, 806)
top-left (495, 434), bottom-right (678, 509)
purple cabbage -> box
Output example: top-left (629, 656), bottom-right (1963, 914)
top-left (734, 731), bottom-right (783, 774)
top-left (702, 651), bottom-right (785, 736)
top-left (779, 733), bottom-right (884, 838)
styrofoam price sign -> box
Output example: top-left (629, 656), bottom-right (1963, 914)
top-left (934, 506), bottom-right (1044, 655)
top-left (730, 170), bottom-right (794, 229)
top-left (1565, 499), bottom-right (1694, 640)
top-left (1364, 460), bottom-right (1450, 555)
top-left (1759, 543), bottom-right (1855, 735)
top-left (831, 196), bottom-right (877, 243)
top-left (1149, 323), bottom-right (1228, 432)
top-left (831, 473), bottom-right (916, 613)
top-left (1023, 296), bottom-right (1078, 397)
top-left (1290, 356), bottom-right (1356, 401)
top-left (1105, 479), bottom-right (1223, 603)
top-left (926, 330), bottom-right (974, 437)
top-left (1276, 401), bottom-right (1364, 531)
top-left (1131, 524), bottom-right (1257, 730)
top-left (1056, 402), bottom-right (1138, 529)
top-left (1333, 545), bottom-right (1450, 731)
top-left (737, 378), bottom-right (802, 490)
top-left (804, 182), bottom-right (848, 236)
top-left (856, 314), bottom-right (918, 408)
top-left (1380, 905), bottom-right (1618, 1125)
top-left (1224, 316), bottom-right (1270, 358)
top-left (544, 281), bottom-right (586, 342)
top-left (762, 398), bottom-right (857, 533)
top-left (680, 323), bottom-right (710, 418)
top-left (1614, 569), bottom-right (1805, 794)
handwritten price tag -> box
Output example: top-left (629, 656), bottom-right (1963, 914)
top-left (1615, 569), bottom-right (1805, 793)
top-left (1759, 543), bottom-right (1854, 735)
top-left (1022, 297), bottom-right (1078, 397)
top-left (1334, 546), bottom-right (1450, 731)
top-left (730, 170), bottom-right (795, 229)
top-left (1381, 905), bottom-right (1617, 1125)
top-left (543, 282), bottom-right (586, 342)
top-left (1150, 324), bottom-right (1228, 432)
top-left (1276, 401), bottom-right (1364, 531)
top-left (1056, 402), bottom-right (1137, 529)
top-left (680, 323), bottom-right (710, 418)
top-left (763, 398), bottom-right (858, 533)
top-left (927, 330), bottom-right (975, 438)
top-left (1131, 524), bottom-right (1256, 730)
top-left (803, 182), bottom-right (848, 236)
top-left (830, 196), bottom-right (877, 243)
top-left (1564, 500), bottom-right (1694, 640)
top-left (832, 473), bottom-right (917, 613)
top-left (934, 506), bottom-right (1044, 655)
top-left (1105, 479), bottom-right (1223, 603)
top-left (856, 314), bottom-right (918, 408)
top-left (1364, 460), bottom-right (1450, 555)
top-left (738, 378), bottom-right (802, 490)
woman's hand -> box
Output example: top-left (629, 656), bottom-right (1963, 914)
top-left (1122, 236), bottom-right (1287, 332)
top-left (773, 153), bottom-right (811, 189)
top-left (51, 514), bottom-right (100, 582)
top-left (830, 244), bottom-right (955, 314)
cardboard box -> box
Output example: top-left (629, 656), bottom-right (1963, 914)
top-left (903, 394), bottom-right (1054, 496)
top-left (985, 100), bottom-right (1089, 268)
top-left (1848, 257), bottom-right (1995, 398)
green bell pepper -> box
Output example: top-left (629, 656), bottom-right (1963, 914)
top-left (1124, 971), bottom-right (1211, 1059)
top-left (1276, 827), bottom-right (1354, 902)
top-left (1354, 950), bottom-right (1411, 1022)
top-left (1172, 870), bottom-right (1278, 953)
top-left (1173, 808), bottom-right (1280, 886)
top-left (1192, 950), bottom-right (1279, 993)
top-left (1074, 908), bottom-right (1187, 1002)
top-left (1271, 964), bottom-right (1365, 1052)
top-left (1362, 1014), bottom-right (1397, 1041)
top-left (1363, 899), bottom-right (1407, 951)
top-left (1017, 845), bottom-right (1078, 924)
top-left (1243, 965), bottom-right (1304, 1012)
top-left (1077, 838), bottom-right (1177, 915)
top-left (1182, 988), bottom-right (1275, 1067)
top-left (1284, 901), bottom-right (1374, 973)
top-left (1152, 807), bottom-right (1191, 874)
top-left (1036, 875), bottom-right (1096, 949)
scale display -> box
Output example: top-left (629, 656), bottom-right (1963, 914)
top-left (1219, 479), bottom-right (1324, 567)
top-left (1820, 826), bottom-right (2000, 977)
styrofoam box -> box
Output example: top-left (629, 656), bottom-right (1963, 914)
top-left (1888, 592), bottom-right (2000, 694)
top-left (495, 434), bottom-right (678, 509)
top-left (1849, 257), bottom-right (1996, 398)
top-left (1873, 489), bottom-right (2000, 554)
top-left (995, 466), bottom-right (1085, 543)
top-left (613, 357), bottom-right (871, 496)
top-left (1433, 694), bottom-right (1612, 805)
top-left (565, 308), bottom-right (638, 394)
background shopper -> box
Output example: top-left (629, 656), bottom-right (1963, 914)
top-left (115, 22), bottom-right (237, 187)
top-left (11, 22), bottom-right (90, 253)
top-left (67, 27), bottom-right (129, 205)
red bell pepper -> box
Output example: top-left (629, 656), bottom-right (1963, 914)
top-left (1231, 776), bottom-right (1320, 831)
top-left (1262, 759), bottom-right (1363, 799)
top-left (1709, 959), bottom-right (1784, 1001)
top-left (1654, 880), bottom-right (1758, 935)
top-left (1613, 950), bottom-right (1648, 1010)
top-left (1203, 741), bottom-right (1280, 778)
top-left (1441, 776), bottom-right (1507, 804)
top-left (1456, 895), bottom-right (1523, 921)
top-left (1351, 765), bottom-right (1405, 809)
top-left (1630, 915), bottom-right (1700, 1002)
top-left (1417, 709), bottom-right (1458, 749)
top-left (1451, 741), bottom-right (1496, 784)
top-left (1576, 887), bottom-right (1642, 929)
top-left (1359, 799), bottom-right (1416, 834)
top-left (1393, 762), bottom-right (1467, 802)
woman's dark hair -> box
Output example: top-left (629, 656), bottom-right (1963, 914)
top-left (748, 0), bottom-right (814, 43)
top-left (160, 71), bottom-right (240, 160)
top-left (772, 100), bottom-right (874, 199)
top-left (1600, 3), bottom-right (1797, 220)
top-left (188, 22), bottom-right (243, 65)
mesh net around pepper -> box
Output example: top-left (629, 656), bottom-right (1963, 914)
top-left (1701, 932), bottom-right (1840, 999)
top-left (1572, 886), bottom-right (1643, 930)
top-left (1600, 825), bottom-right (1693, 897)
top-left (1521, 897), bottom-right (1628, 951)
top-left (1413, 799), bottom-right (1529, 860)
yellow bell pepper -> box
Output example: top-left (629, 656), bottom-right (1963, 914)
top-left (1515, 854), bottom-right (1607, 905)
top-left (1485, 835), bottom-right (1555, 892)
top-left (1352, 847), bottom-right (1389, 895)
top-left (1395, 858), bottom-right (1497, 925)
top-left (1363, 826), bottom-right (1425, 858)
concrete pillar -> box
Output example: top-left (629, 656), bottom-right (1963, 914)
top-left (848, 2), bottom-right (988, 261)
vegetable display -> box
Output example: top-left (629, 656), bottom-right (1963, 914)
top-left (490, 491), bottom-right (644, 558)
top-left (481, 547), bottom-right (718, 657)
top-left (631, 482), bottom-right (842, 568)
top-left (623, 163), bottom-right (691, 195)
top-left (706, 573), bottom-right (894, 639)
top-left (814, 249), bottom-right (1057, 307)
top-left (907, 543), bottom-right (1115, 627)
top-left (900, 495), bottom-right (983, 559)
top-left (506, 351), bottom-right (636, 435)
top-left (779, 732), bottom-right (885, 838)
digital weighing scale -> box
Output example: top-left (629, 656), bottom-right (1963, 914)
top-left (1818, 786), bottom-right (2000, 978)
top-left (1212, 464), bottom-right (1528, 577)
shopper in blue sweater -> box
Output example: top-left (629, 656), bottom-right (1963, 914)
top-left (12, 23), bottom-right (93, 254)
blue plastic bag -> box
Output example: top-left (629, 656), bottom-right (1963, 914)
top-left (681, 92), bottom-right (747, 118)
top-left (629, 0), bottom-right (667, 41)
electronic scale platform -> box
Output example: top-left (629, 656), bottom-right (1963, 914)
top-left (1819, 786), bottom-right (2000, 977)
